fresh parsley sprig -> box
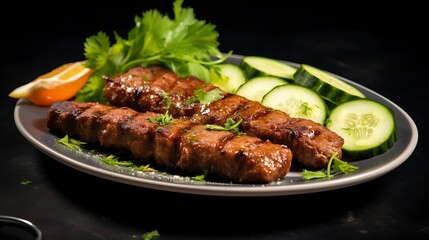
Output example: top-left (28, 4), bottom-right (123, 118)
top-left (77, 0), bottom-right (232, 103)
top-left (301, 152), bottom-right (359, 180)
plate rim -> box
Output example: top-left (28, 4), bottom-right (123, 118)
top-left (13, 55), bottom-right (419, 196)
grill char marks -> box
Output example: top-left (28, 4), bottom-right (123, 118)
top-left (103, 66), bottom-right (344, 169)
top-left (47, 101), bottom-right (292, 183)
top-left (244, 110), bottom-right (341, 168)
top-left (153, 119), bottom-right (192, 169)
top-left (179, 125), bottom-right (291, 183)
top-left (105, 66), bottom-right (219, 118)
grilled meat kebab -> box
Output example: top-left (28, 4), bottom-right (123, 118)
top-left (47, 101), bottom-right (293, 183)
top-left (103, 66), bottom-right (344, 169)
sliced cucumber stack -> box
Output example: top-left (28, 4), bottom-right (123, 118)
top-left (235, 76), bottom-right (289, 102)
top-left (209, 63), bottom-right (246, 93)
top-left (326, 99), bottom-right (397, 160)
top-left (261, 84), bottom-right (328, 125)
top-left (293, 64), bottom-right (365, 105)
top-left (240, 56), bottom-right (297, 81)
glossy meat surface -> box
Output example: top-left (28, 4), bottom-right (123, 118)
top-left (47, 101), bottom-right (293, 183)
top-left (104, 66), bottom-right (344, 169)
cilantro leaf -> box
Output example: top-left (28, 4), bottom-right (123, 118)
top-left (301, 153), bottom-right (359, 180)
top-left (301, 170), bottom-right (328, 180)
top-left (191, 170), bottom-right (208, 182)
top-left (187, 88), bottom-right (224, 104)
top-left (74, 73), bottom-right (107, 103)
top-left (160, 92), bottom-right (172, 109)
top-left (57, 135), bottom-right (87, 150)
top-left (102, 154), bottom-right (135, 167)
top-left (148, 112), bottom-right (173, 126)
top-left (143, 230), bottom-right (160, 240)
top-left (20, 180), bottom-right (32, 186)
top-left (205, 118), bottom-right (244, 135)
top-left (133, 164), bottom-right (157, 172)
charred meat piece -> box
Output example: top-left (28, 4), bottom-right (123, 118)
top-left (103, 66), bottom-right (344, 169)
top-left (47, 101), bottom-right (293, 183)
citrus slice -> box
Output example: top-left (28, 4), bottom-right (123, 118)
top-left (9, 61), bottom-right (94, 106)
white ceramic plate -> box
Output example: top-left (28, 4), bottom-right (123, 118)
top-left (13, 55), bottom-right (418, 196)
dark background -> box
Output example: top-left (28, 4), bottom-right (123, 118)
top-left (2, 1), bottom-right (428, 239)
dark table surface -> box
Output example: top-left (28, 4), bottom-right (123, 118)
top-left (1, 1), bottom-right (428, 239)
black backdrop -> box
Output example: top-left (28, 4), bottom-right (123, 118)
top-left (2, 1), bottom-right (428, 240)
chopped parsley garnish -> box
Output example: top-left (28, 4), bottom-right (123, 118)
top-left (160, 91), bottom-right (172, 109)
top-left (205, 118), bottom-right (244, 135)
top-left (148, 112), bottom-right (173, 126)
top-left (300, 102), bottom-right (313, 117)
top-left (20, 180), bottom-right (32, 185)
top-left (133, 164), bottom-right (156, 172)
top-left (102, 154), bottom-right (135, 167)
top-left (191, 170), bottom-right (208, 182)
top-left (147, 92), bottom-right (173, 125)
top-left (101, 155), bottom-right (156, 172)
top-left (143, 230), bottom-right (160, 240)
top-left (301, 152), bottom-right (359, 180)
top-left (57, 134), bottom-right (87, 150)
top-left (57, 135), bottom-right (156, 172)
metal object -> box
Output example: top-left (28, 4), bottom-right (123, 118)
top-left (0, 215), bottom-right (43, 240)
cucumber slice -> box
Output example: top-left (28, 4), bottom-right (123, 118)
top-left (261, 84), bottom-right (328, 124)
top-left (240, 56), bottom-right (297, 81)
top-left (209, 63), bottom-right (246, 93)
top-left (326, 99), bottom-right (397, 160)
top-left (235, 76), bottom-right (289, 102)
top-left (293, 64), bottom-right (365, 105)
